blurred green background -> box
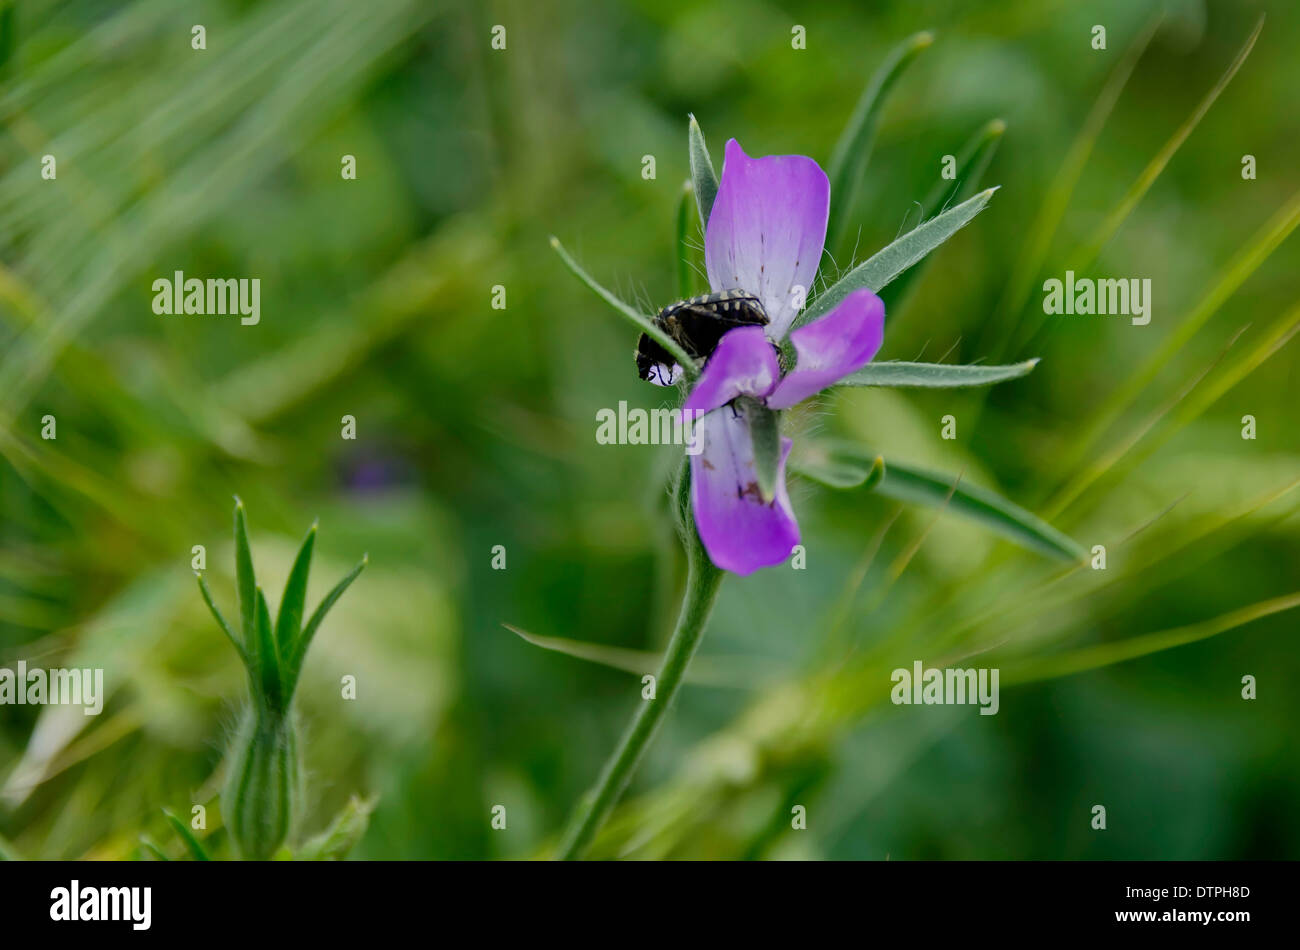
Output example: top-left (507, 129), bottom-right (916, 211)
top-left (1, 0), bottom-right (1297, 859)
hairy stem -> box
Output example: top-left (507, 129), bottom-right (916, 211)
top-left (555, 471), bottom-right (724, 859)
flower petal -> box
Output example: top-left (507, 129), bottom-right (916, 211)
top-left (682, 325), bottom-right (779, 415)
top-left (765, 288), bottom-right (885, 409)
top-left (690, 409), bottom-right (799, 575)
top-left (705, 139), bottom-right (828, 340)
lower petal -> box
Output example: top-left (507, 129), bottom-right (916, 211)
top-left (765, 287), bottom-right (885, 409)
top-left (690, 408), bottom-right (799, 576)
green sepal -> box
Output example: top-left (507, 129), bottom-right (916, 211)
top-left (741, 398), bottom-right (781, 504)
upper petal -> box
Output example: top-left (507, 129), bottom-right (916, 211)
top-left (705, 139), bottom-right (828, 340)
top-left (764, 288), bottom-right (885, 409)
top-left (682, 325), bottom-right (779, 415)
top-left (690, 409), bottom-right (799, 576)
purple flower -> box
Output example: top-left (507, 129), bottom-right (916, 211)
top-left (682, 139), bottom-right (886, 576)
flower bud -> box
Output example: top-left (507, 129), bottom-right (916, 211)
top-left (221, 707), bottom-right (301, 860)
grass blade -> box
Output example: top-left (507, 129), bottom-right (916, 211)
top-left (549, 235), bottom-right (698, 379)
top-left (162, 808), bottom-right (211, 861)
top-left (687, 114), bottom-right (719, 232)
top-left (798, 187), bottom-right (997, 331)
top-left (991, 14), bottom-right (1160, 355)
top-left (275, 520), bottom-right (317, 665)
top-left (1068, 14), bottom-right (1263, 271)
top-left (675, 179), bottom-right (694, 300)
top-left (1051, 186), bottom-right (1300, 483)
top-left (920, 117), bottom-right (1006, 218)
top-left (837, 359), bottom-right (1038, 389)
top-left (826, 30), bottom-right (934, 253)
top-left (1002, 591), bottom-right (1300, 684)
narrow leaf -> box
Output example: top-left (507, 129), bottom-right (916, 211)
top-left (233, 498), bottom-right (256, 652)
top-left (688, 114), bottom-right (719, 232)
top-left (195, 572), bottom-right (248, 665)
top-left (549, 236), bottom-right (698, 379)
top-left (837, 359), bottom-right (1038, 389)
top-left (875, 456), bottom-right (1086, 561)
top-left (798, 187), bottom-right (997, 331)
top-left (255, 587), bottom-right (280, 709)
top-left (826, 30), bottom-right (934, 252)
top-left (744, 399), bottom-right (781, 504)
top-left (287, 555), bottom-right (368, 698)
top-left (795, 443), bottom-right (1084, 560)
top-left (504, 624), bottom-right (775, 688)
top-left (275, 521), bottom-right (317, 665)
top-left (162, 809), bottom-right (211, 861)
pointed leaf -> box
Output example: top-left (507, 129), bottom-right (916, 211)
top-left (549, 236), bottom-right (698, 379)
top-left (798, 187), bottom-right (997, 331)
top-left (233, 498), bottom-right (256, 651)
top-left (195, 572), bottom-right (248, 666)
top-left (837, 359), bottom-right (1038, 389)
top-left (287, 555), bottom-right (368, 698)
top-left (162, 809), bottom-right (211, 861)
top-left (688, 114), bottom-right (718, 232)
top-left (826, 30), bottom-right (934, 252)
top-left (275, 521), bottom-right (317, 664)
top-left (875, 456), bottom-right (1085, 561)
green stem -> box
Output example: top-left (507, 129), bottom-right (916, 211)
top-left (555, 487), bottom-right (724, 859)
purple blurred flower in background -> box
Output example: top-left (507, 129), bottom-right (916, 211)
top-left (684, 139), bottom-right (885, 575)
